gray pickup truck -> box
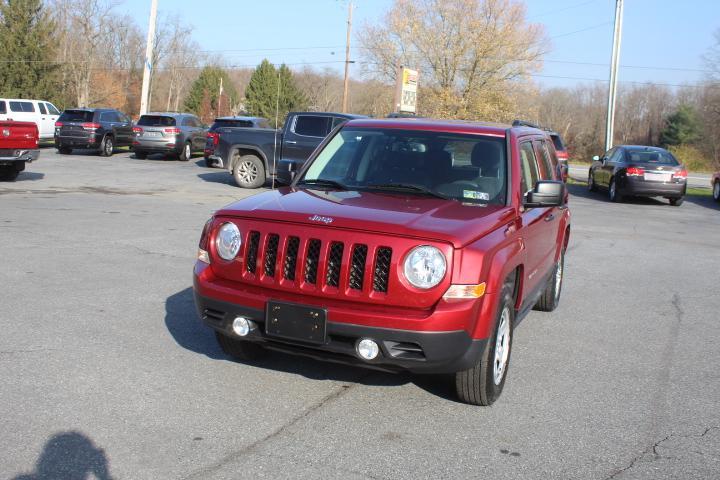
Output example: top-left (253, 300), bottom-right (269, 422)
top-left (209, 111), bottom-right (367, 188)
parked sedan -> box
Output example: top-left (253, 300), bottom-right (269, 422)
top-left (712, 171), bottom-right (720, 202)
top-left (132, 112), bottom-right (207, 161)
top-left (588, 146), bottom-right (687, 206)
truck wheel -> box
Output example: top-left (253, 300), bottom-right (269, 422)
top-left (204, 156), bottom-right (214, 168)
top-left (609, 178), bottom-right (622, 202)
top-left (100, 135), bottom-right (114, 157)
top-left (134, 151), bottom-right (147, 160)
top-left (455, 281), bottom-right (514, 406)
top-left (713, 181), bottom-right (720, 202)
top-left (233, 154), bottom-right (265, 189)
top-left (0, 166), bottom-right (19, 182)
top-left (534, 250), bottom-right (565, 312)
top-left (58, 146), bottom-right (72, 154)
top-left (215, 331), bottom-right (265, 361)
top-left (179, 142), bottom-right (191, 161)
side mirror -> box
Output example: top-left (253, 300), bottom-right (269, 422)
top-left (524, 180), bottom-right (565, 208)
top-left (592, 155), bottom-right (600, 161)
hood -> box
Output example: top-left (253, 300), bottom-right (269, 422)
top-left (215, 187), bottom-right (515, 248)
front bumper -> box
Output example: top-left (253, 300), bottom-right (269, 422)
top-left (0, 149), bottom-right (40, 164)
top-left (193, 264), bottom-right (491, 374)
top-left (619, 176), bottom-right (686, 197)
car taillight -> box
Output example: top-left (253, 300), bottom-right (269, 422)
top-left (626, 167), bottom-right (644, 176)
top-left (55, 121), bottom-right (63, 127)
top-left (82, 122), bottom-right (101, 130)
top-left (132, 126), bottom-right (143, 134)
top-left (674, 169), bottom-right (688, 178)
top-left (207, 132), bottom-right (220, 146)
top-left (164, 127), bottom-right (181, 135)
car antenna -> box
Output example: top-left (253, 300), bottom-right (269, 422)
top-left (272, 68), bottom-right (281, 191)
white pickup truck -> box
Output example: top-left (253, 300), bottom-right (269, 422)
top-left (0, 98), bottom-right (61, 142)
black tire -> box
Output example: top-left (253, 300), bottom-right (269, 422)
top-left (232, 153), bottom-right (265, 189)
top-left (0, 166), bottom-right (19, 182)
top-left (134, 151), bottom-right (147, 160)
top-left (609, 177), bottom-right (622, 202)
top-left (215, 331), bottom-right (265, 361)
top-left (100, 135), bottom-right (114, 156)
top-left (204, 156), bottom-right (214, 168)
top-left (534, 249), bottom-right (565, 312)
top-left (179, 142), bottom-right (191, 161)
top-left (712, 181), bottom-right (720, 202)
top-left (455, 279), bottom-right (515, 406)
top-left (58, 146), bottom-right (72, 154)
top-left (588, 170), bottom-right (597, 192)
top-left (669, 197), bottom-right (684, 207)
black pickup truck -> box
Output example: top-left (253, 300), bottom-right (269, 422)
top-left (209, 111), bottom-right (367, 188)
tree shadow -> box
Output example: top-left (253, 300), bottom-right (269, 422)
top-left (11, 431), bottom-right (114, 480)
top-left (684, 193), bottom-right (720, 210)
top-left (17, 172), bottom-right (45, 181)
top-left (164, 287), bottom-right (461, 402)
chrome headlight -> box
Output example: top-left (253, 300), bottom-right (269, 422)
top-left (215, 222), bottom-right (241, 260)
top-left (403, 245), bottom-right (447, 289)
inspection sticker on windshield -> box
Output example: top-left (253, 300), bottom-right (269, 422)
top-left (463, 190), bottom-right (489, 201)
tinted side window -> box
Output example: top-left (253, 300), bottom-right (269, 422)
top-left (610, 148), bottom-right (624, 163)
top-left (294, 115), bottom-right (330, 137)
top-left (38, 103), bottom-right (47, 115)
top-left (181, 116), bottom-right (193, 127)
top-left (46, 103), bottom-right (60, 115)
top-left (10, 101), bottom-right (35, 112)
top-left (0, 101), bottom-right (6, 114)
top-left (332, 117), bottom-right (348, 130)
top-left (519, 141), bottom-right (540, 195)
top-left (535, 140), bottom-right (556, 180)
top-left (99, 112), bottom-right (110, 122)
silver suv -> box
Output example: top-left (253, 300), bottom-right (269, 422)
top-left (132, 112), bottom-right (207, 161)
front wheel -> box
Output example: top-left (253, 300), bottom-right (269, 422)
top-left (179, 142), bottom-right (192, 161)
top-left (713, 181), bottom-right (720, 202)
top-left (100, 135), bottom-right (114, 156)
top-left (455, 282), bottom-right (514, 406)
top-left (215, 332), bottom-right (266, 361)
top-left (232, 154), bottom-right (265, 189)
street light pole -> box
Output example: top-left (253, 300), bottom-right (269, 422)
top-left (605, 0), bottom-right (624, 151)
top-left (341, 1), bottom-right (353, 113)
top-left (140, 0), bottom-right (158, 116)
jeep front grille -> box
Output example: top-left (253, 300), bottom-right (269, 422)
top-left (246, 231), bottom-right (260, 274)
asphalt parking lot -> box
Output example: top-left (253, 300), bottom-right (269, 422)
top-left (2, 149), bottom-right (719, 480)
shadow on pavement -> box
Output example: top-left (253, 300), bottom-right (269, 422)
top-left (164, 287), bottom-right (462, 402)
top-left (11, 431), bottom-right (114, 480)
top-left (17, 172), bottom-right (45, 181)
top-left (685, 194), bottom-right (720, 210)
top-left (196, 172), bottom-right (235, 186)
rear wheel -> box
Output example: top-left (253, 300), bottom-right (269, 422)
top-left (669, 197), bottom-right (684, 207)
top-left (215, 331), bottom-right (266, 361)
top-left (100, 135), bottom-right (114, 156)
top-left (134, 150), bottom-right (147, 160)
top-left (0, 166), bottom-right (19, 181)
top-left (609, 177), bottom-right (622, 202)
top-left (58, 146), bottom-right (72, 154)
top-left (204, 156), bottom-right (214, 168)
top-left (232, 153), bottom-right (265, 189)
top-left (534, 249), bottom-right (565, 312)
top-left (455, 280), bottom-right (514, 406)
top-left (588, 170), bottom-right (597, 192)
top-left (713, 181), bottom-right (720, 202)
top-left (179, 142), bottom-right (191, 161)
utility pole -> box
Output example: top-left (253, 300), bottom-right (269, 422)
top-left (341, 1), bottom-right (353, 113)
top-left (140, 0), bottom-right (158, 115)
top-left (605, 0), bottom-right (624, 151)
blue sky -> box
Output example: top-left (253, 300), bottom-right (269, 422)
top-left (121, 0), bottom-right (719, 88)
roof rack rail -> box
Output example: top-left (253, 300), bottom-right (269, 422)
top-left (512, 119), bottom-right (556, 132)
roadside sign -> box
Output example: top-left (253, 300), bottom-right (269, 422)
top-left (394, 67), bottom-right (418, 113)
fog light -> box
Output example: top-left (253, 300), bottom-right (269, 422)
top-left (232, 316), bottom-right (253, 337)
top-left (356, 338), bottom-right (379, 360)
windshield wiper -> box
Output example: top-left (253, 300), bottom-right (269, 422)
top-left (364, 183), bottom-right (451, 200)
top-left (296, 179), bottom-right (350, 190)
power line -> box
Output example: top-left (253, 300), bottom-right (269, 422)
top-left (550, 21), bottom-right (613, 39)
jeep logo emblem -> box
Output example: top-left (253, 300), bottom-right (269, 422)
top-left (308, 215), bottom-right (333, 224)
top-left (1, 129), bottom-right (9, 137)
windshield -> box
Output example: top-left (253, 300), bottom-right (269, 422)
top-left (625, 148), bottom-right (678, 165)
top-left (59, 110), bottom-right (94, 122)
top-left (137, 115), bottom-right (176, 127)
top-left (300, 128), bottom-right (507, 205)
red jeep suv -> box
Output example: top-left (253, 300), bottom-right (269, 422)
top-left (193, 119), bottom-right (571, 405)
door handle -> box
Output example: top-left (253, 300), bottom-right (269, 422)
top-left (285, 140), bottom-right (297, 144)
top-left (544, 213), bottom-right (555, 222)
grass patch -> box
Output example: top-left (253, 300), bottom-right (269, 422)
top-left (686, 187), bottom-right (712, 197)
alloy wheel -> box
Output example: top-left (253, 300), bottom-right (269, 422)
top-left (493, 307), bottom-right (511, 385)
top-left (238, 160), bottom-right (258, 184)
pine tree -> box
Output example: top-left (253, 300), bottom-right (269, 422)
top-left (277, 63), bottom-right (308, 116)
top-left (660, 104), bottom-right (700, 146)
top-left (0, 0), bottom-right (59, 100)
top-left (245, 60), bottom-right (310, 124)
top-left (183, 66), bottom-right (238, 119)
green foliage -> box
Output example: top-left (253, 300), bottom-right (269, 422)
top-left (183, 66), bottom-right (238, 118)
top-left (0, 0), bottom-right (60, 100)
top-left (245, 59), bottom-right (308, 124)
top-left (660, 104), bottom-right (700, 146)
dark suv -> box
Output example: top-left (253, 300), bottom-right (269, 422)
top-left (192, 118), bottom-right (570, 405)
top-left (132, 113), bottom-right (207, 161)
top-left (55, 108), bottom-right (134, 156)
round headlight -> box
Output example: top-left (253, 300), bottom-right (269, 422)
top-left (403, 245), bottom-right (447, 289)
top-left (215, 222), bottom-right (241, 261)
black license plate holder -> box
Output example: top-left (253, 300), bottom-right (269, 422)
top-left (265, 301), bottom-right (327, 345)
